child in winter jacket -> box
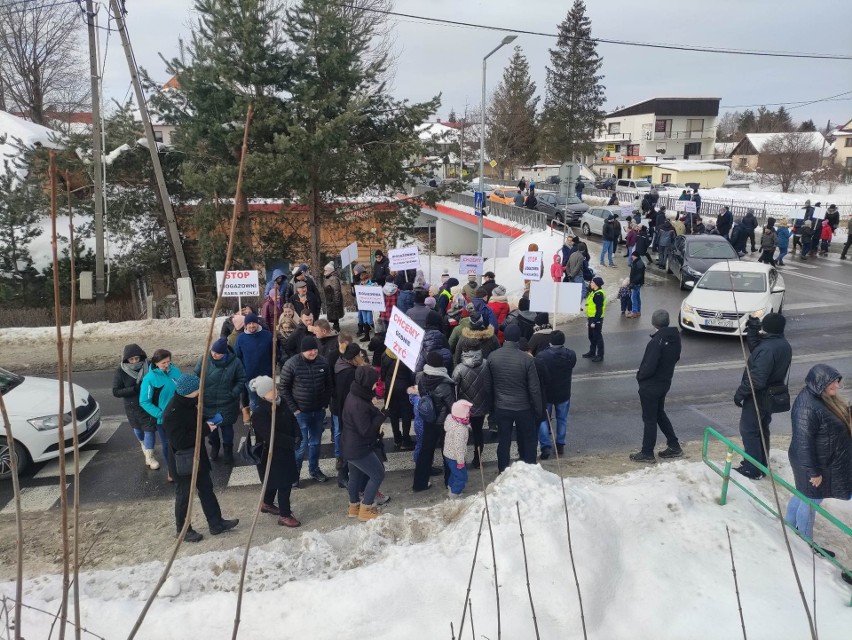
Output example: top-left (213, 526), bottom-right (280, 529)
top-left (443, 400), bottom-right (473, 498)
top-left (617, 278), bottom-right (631, 315)
top-left (819, 222), bottom-right (833, 256)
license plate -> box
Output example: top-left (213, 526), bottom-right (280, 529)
top-left (86, 410), bottom-right (100, 429)
top-left (704, 318), bottom-right (735, 328)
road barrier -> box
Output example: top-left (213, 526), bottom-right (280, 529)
top-left (411, 185), bottom-right (547, 231)
top-left (701, 427), bottom-right (852, 606)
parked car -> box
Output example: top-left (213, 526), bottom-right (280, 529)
top-left (489, 189), bottom-right (515, 205)
top-left (615, 178), bottom-right (652, 193)
top-left (0, 368), bottom-right (101, 478)
top-left (595, 176), bottom-right (616, 190)
top-left (536, 193), bottom-right (589, 226)
top-left (579, 205), bottom-right (631, 241)
top-left (665, 234), bottom-right (739, 289)
top-left (679, 262), bottom-right (785, 336)
top-left (461, 178), bottom-right (495, 197)
top-left (547, 175), bottom-right (561, 184)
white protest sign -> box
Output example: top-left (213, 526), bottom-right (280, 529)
top-left (529, 280), bottom-right (584, 313)
top-left (354, 285), bottom-right (385, 311)
top-left (811, 208), bottom-right (826, 220)
top-left (620, 205), bottom-right (634, 219)
top-left (340, 241), bottom-right (358, 267)
top-left (523, 251), bottom-right (544, 281)
top-left (215, 270), bottom-right (260, 297)
top-left (674, 200), bottom-right (687, 212)
top-left (459, 255), bottom-right (484, 275)
top-left (384, 306), bottom-right (425, 372)
top-left (684, 200), bottom-right (697, 214)
top-left (482, 237), bottom-right (511, 259)
top-left (388, 247), bottom-right (420, 271)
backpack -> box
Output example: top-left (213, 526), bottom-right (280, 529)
top-left (417, 392), bottom-right (438, 423)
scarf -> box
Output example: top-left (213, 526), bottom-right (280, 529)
top-left (822, 391), bottom-right (852, 434)
top-left (121, 360), bottom-right (147, 383)
top-left (423, 364), bottom-right (453, 383)
top-left (453, 415), bottom-right (470, 425)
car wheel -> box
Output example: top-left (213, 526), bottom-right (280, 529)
top-left (678, 270), bottom-right (686, 290)
top-left (0, 437), bottom-right (30, 480)
top-left (582, 223), bottom-right (591, 237)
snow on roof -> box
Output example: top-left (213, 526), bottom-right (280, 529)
top-left (714, 142), bottom-right (736, 155)
top-left (417, 122), bottom-right (458, 141)
top-left (741, 131), bottom-right (826, 154)
top-left (657, 162), bottom-right (729, 172)
top-left (0, 110), bottom-right (64, 180)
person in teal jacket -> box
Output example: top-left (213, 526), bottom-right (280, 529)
top-left (140, 348), bottom-right (182, 479)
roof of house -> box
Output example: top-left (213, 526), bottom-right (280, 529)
top-left (730, 131), bottom-right (827, 156)
top-left (417, 122), bottom-right (458, 141)
top-left (714, 142), bottom-right (737, 156)
top-left (607, 97), bottom-right (721, 119)
top-left (831, 118), bottom-right (852, 136)
top-left (657, 162), bottom-right (729, 172)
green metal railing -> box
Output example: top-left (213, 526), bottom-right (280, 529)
top-left (702, 427), bottom-right (852, 606)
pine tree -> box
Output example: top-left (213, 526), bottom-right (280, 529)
top-left (774, 106), bottom-right (793, 131)
top-left (798, 119), bottom-right (817, 132)
top-left (737, 109), bottom-right (756, 137)
top-left (0, 163), bottom-right (43, 303)
top-left (448, 108), bottom-right (457, 123)
top-left (487, 46), bottom-right (539, 178)
top-left (542, 0), bottom-right (605, 163)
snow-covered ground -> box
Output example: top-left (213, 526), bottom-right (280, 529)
top-left (3, 461), bottom-right (850, 639)
top-left (699, 183), bottom-right (852, 207)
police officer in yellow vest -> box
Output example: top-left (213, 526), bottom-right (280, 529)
top-left (582, 276), bottom-right (606, 363)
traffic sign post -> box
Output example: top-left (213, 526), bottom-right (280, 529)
top-left (474, 191), bottom-right (484, 217)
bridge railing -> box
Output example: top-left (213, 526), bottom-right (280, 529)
top-left (411, 185), bottom-right (547, 231)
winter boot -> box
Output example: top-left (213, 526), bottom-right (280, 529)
top-left (180, 529), bottom-right (203, 543)
top-left (143, 448), bottom-right (160, 470)
top-left (658, 445), bottom-right (683, 459)
top-left (629, 451), bottom-right (656, 463)
top-left (222, 444), bottom-right (234, 465)
top-left (209, 518), bottom-right (239, 535)
top-left (332, 321), bottom-right (341, 332)
top-left (347, 502), bottom-right (361, 518)
top-left (358, 503), bottom-right (380, 522)
top-left (208, 439), bottom-right (220, 462)
top-left (356, 323), bottom-right (365, 337)
top-left (360, 325), bottom-right (371, 342)
top-left (470, 452), bottom-right (481, 469)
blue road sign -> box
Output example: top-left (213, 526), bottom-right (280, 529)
top-left (474, 191), bottom-right (484, 216)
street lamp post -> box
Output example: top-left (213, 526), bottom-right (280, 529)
top-left (478, 34), bottom-right (517, 257)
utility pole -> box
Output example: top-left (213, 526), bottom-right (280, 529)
top-left (84, 0), bottom-right (106, 316)
top-left (820, 119), bottom-right (831, 169)
top-left (108, 0), bottom-right (193, 303)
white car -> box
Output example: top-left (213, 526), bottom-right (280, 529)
top-left (679, 262), bottom-right (785, 336)
top-left (0, 368), bottom-right (101, 478)
top-left (580, 206), bottom-right (631, 241)
top-left (615, 178), bottom-right (653, 193)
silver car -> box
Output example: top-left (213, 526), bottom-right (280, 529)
top-left (580, 205), bottom-right (631, 240)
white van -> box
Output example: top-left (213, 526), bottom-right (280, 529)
top-left (615, 178), bottom-right (652, 193)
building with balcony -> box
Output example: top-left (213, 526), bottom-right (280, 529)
top-left (830, 117), bottom-right (852, 176)
top-left (590, 97), bottom-right (723, 181)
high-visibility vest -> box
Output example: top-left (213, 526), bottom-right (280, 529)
top-left (586, 289), bottom-right (606, 319)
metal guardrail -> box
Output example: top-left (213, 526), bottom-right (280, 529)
top-left (701, 427), bottom-right (852, 606)
top-left (411, 184), bottom-right (548, 231)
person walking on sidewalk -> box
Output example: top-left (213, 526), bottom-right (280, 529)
top-left (629, 310), bottom-right (682, 463)
top-left (342, 366), bottom-right (387, 522)
top-left (279, 336), bottom-right (333, 484)
top-left (249, 375), bottom-right (301, 527)
top-left (162, 374), bottom-right (239, 543)
top-left (583, 277), bottom-right (606, 363)
top-left (194, 338), bottom-right (246, 464)
top-left (535, 330), bottom-right (576, 458)
top-left (626, 253), bottom-right (645, 318)
top-left (758, 218), bottom-right (778, 266)
top-left (139, 348), bottom-right (182, 479)
top-left (444, 400), bottom-right (473, 498)
top-left (775, 220), bottom-right (791, 266)
top-left (734, 313), bottom-right (792, 479)
top-left (113, 344), bottom-right (159, 470)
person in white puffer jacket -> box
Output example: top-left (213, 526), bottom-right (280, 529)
top-left (443, 400), bottom-right (473, 499)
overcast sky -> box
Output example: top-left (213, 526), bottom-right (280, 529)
top-left (101, 0), bottom-right (852, 128)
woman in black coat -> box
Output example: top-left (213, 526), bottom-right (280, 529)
top-left (341, 366), bottom-right (387, 521)
top-left (381, 349), bottom-right (415, 450)
top-left (786, 364), bottom-right (851, 545)
top-left (249, 375), bottom-right (302, 527)
top-left (112, 344), bottom-right (159, 469)
top-left (412, 351), bottom-right (456, 492)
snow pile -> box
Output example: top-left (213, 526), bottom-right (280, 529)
top-left (699, 184), bottom-right (852, 206)
top-left (6, 461), bottom-right (849, 639)
top-left (0, 110), bottom-right (63, 181)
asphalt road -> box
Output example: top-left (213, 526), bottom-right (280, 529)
top-left (2, 252), bottom-right (850, 513)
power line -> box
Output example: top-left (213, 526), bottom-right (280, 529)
top-left (343, 4), bottom-right (852, 61)
top-left (721, 90), bottom-right (852, 110)
top-left (1, 0), bottom-right (79, 13)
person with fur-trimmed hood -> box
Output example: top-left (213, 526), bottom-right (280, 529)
top-left (452, 347), bottom-right (491, 469)
top-left (527, 313), bottom-right (554, 356)
top-left (323, 262), bottom-right (345, 332)
top-left (453, 312), bottom-right (500, 365)
top-left (416, 312), bottom-right (453, 373)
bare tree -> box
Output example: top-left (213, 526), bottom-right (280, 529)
top-left (757, 132), bottom-right (822, 193)
top-left (0, 1), bottom-right (89, 125)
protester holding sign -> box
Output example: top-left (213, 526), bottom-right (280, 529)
top-left (353, 265), bottom-right (375, 342)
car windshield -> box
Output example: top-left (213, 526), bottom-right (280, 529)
top-left (687, 241), bottom-right (738, 259)
top-left (697, 271), bottom-right (766, 292)
top-left (0, 367), bottom-right (25, 395)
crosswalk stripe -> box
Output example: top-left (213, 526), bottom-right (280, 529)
top-left (0, 485), bottom-right (66, 514)
top-left (34, 450), bottom-right (98, 479)
top-left (87, 418), bottom-right (124, 445)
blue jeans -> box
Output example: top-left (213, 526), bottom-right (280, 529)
top-left (347, 451), bottom-right (385, 505)
top-left (538, 400), bottom-right (570, 449)
top-left (295, 409), bottom-right (325, 474)
top-left (444, 456), bottom-right (468, 495)
top-left (358, 310), bottom-right (374, 327)
top-left (576, 190), bottom-right (583, 200)
top-left (331, 413), bottom-right (341, 458)
top-left (600, 240), bottom-right (614, 266)
top-left (631, 285), bottom-right (641, 314)
top-left (245, 381), bottom-right (260, 413)
top-left (132, 428), bottom-right (156, 449)
top-left (785, 496), bottom-right (822, 540)
top-left (777, 246), bottom-right (788, 263)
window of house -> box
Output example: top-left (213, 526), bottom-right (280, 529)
top-left (661, 173), bottom-right (672, 183)
top-left (739, 157), bottom-right (749, 168)
top-left (153, 130), bottom-right (164, 143)
top-left (846, 157), bottom-right (852, 168)
top-left (608, 122), bottom-right (621, 134)
top-left (614, 144), bottom-right (621, 152)
top-left (628, 144), bottom-right (640, 156)
top-left (655, 119), bottom-right (671, 134)
top-left (845, 138), bottom-right (852, 147)
top-left (687, 119), bottom-right (704, 134)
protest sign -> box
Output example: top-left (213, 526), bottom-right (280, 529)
top-left (674, 200), bottom-right (687, 212)
top-left (354, 285), bottom-right (385, 311)
top-left (459, 255), bottom-right (485, 275)
top-left (529, 280), bottom-right (584, 313)
top-left (522, 251), bottom-right (544, 281)
top-left (388, 247), bottom-right (420, 271)
top-left (340, 241), bottom-right (358, 267)
top-left (215, 270), bottom-right (260, 297)
top-left (620, 205), bottom-right (634, 219)
top-left (384, 306), bottom-right (424, 372)
top-left (684, 200), bottom-right (697, 214)
top-left (482, 237), bottom-right (511, 259)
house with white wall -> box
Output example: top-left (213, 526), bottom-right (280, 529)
top-left (831, 117), bottom-right (852, 176)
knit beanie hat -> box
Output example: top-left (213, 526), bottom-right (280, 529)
top-left (451, 400), bottom-right (473, 421)
top-left (426, 351), bottom-right (444, 368)
top-left (534, 312), bottom-right (549, 327)
top-left (550, 330), bottom-right (565, 345)
top-left (249, 375), bottom-right (275, 398)
top-left (518, 297), bottom-right (530, 311)
top-left (244, 312), bottom-right (260, 326)
top-left (761, 312), bottom-right (785, 335)
top-left (343, 343), bottom-right (361, 360)
top-left (301, 335), bottom-right (320, 352)
top-left (504, 324), bottom-right (521, 343)
top-left (592, 276), bottom-right (604, 288)
top-left (211, 338), bottom-right (229, 355)
top-left (324, 262), bottom-right (335, 276)
top-left (492, 285), bottom-right (506, 297)
top-left (425, 296), bottom-right (436, 309)
top-left (175, 374), bottom-right (200, 396)
top-left (469, 312), bottom-right (486, 330)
